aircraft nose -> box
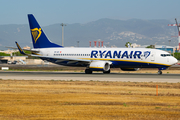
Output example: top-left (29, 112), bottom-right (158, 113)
top-left (172, 57), bottom-right (178, 65)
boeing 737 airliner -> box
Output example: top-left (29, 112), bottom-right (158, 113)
top-left (15, 14), bottom-right (178, 74)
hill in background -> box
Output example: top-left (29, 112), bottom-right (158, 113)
top-left (0, 18), bottom-right (178, 50)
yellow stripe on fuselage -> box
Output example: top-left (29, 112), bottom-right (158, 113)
top-left (81, 58), bottom-right (171, 67)
top-left (89, 67), bottom-right (104, 69)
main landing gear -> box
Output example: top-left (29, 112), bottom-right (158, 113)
top-left (85, 69), bottom-right (111, 74)
top-left (158, 70), bottom-right (162, 75)
top-left (103, 69), bottom-right (110, 74)
top-left (85, 69), bottom-right (92, 74)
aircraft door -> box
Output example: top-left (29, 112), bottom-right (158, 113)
top-left (47, 51), bottom-right (50, 56)
top-left (141, 53), bottom-right (145, 60)
top-left (151, 52), bottom-right (155, 61)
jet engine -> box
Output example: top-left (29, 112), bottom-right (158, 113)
top-left (89, 61), bottom-right (110, 72)
top-left (121, 68), bottom-right (140, 71)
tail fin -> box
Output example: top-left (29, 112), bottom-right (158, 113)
top-left (28, 14), bottom-right (62, 48)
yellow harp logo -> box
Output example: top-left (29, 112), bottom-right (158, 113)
top-left (31, 28), bottom-right (42, 43)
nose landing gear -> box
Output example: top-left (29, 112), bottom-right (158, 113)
top-left (158, 67), bottom-right (167, 75)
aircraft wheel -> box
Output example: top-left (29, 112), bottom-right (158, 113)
top-left (85, 69), bottom-right (92, 74)
top-left (103, 69), bottom-right (110, 74)
top-left (158, 70), bottom-right (162, 75)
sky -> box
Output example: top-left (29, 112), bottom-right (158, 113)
top-left (0, 0), bottom-right (180, 26)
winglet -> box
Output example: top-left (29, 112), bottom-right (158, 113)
top-left (15, 42), bottom-right (27, 55)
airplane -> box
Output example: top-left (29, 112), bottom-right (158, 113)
top-left (15, 14), bottom-right (178, 75)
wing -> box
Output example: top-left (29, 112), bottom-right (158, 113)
top-left (15, 41), bottom-right (90, 65)
top-left (32, 55), bottom-right (91, 65)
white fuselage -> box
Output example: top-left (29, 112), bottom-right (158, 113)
top-left (33, 47), bottom-right (178, 68)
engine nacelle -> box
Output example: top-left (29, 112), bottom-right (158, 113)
top-left (89, 61), bottom-right (110, 71)
top-left (121, 68), bottom-right (140, 71)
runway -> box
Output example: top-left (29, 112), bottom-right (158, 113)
top-left (0, 71), bottom-right (180, 83)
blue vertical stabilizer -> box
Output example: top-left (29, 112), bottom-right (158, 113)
top-left (28, 14), bottom-right (62, 48)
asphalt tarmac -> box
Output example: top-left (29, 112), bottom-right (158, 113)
top-left (0, 71), bottom-right (180, 83)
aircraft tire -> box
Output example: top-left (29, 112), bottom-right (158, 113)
top-left (85, 69), bottom-right (92, 74)
top-left (158, 70), bottom-right (162, 75)
top-left (103, 69), bottom-right (110, 74)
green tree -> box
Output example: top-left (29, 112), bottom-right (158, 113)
top-left (0, 52), bottom-right (10, 56)
top-left (146, 45), bottom-right (155, 48)
top-left (125, 42), bottom-right (132, 48)
top-left (173, 52), bottom-right (180, 60)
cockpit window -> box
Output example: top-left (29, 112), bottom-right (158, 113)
top-left (161, 54), bottom-right (171, 57)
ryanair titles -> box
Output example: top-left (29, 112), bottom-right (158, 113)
top-left (91, 50), bottom-right (151, 59)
